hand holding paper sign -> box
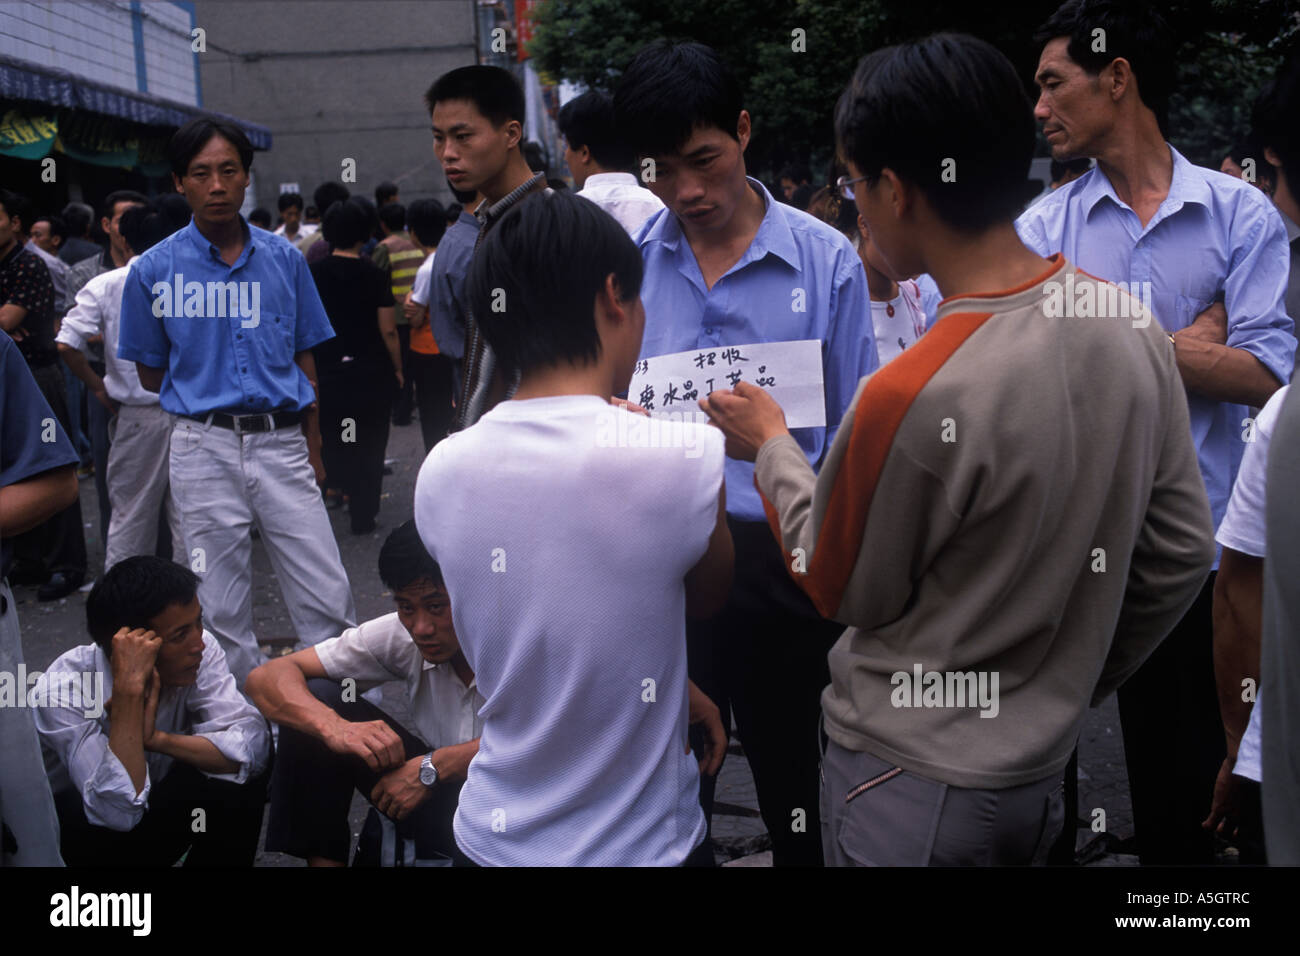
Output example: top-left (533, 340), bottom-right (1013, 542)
top-left (699, 380), bottom-right (790, 462)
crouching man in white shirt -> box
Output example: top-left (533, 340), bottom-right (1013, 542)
top-left (246, 520), bottom-right (483, 866)
top-left (33, 555), bottom-right (271, 866)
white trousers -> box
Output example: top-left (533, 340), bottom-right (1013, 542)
top-left (104, 403), bottom-right (186, 571)
top-left (169, 417), bottom-right (357, 686)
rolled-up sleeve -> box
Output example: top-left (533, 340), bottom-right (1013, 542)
top-left (31, 666), bottom-right (150, 832)
top-left (186, 635), bottom-right (271, 783)
top-left (55, 280), bottom-right (104, 353)
top-left (1224, 202), bottom-right (1296, 387)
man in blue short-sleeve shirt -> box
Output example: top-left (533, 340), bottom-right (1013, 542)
top-left (117, 119), bottom-right (356, 685)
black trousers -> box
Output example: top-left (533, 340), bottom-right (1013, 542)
top-left (319, 363), bottom-right (394, 532)
top-left (1117, 572), bottom-right (1224, 864)
top-left (409, 351), bottom-right (455, 453)
top-left (265, 678), bottom-right (468, 865)
top-left (393, 325), bottom-right (415, 423)
top-left (689, 517), bottom-right (843, 867)
top-left (54, 760), bottom-right (268, 867)
top-left (11, 363), bottom-right (87, 581)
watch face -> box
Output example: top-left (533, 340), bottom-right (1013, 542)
top-left (420, 759), bottom-right (438, 786)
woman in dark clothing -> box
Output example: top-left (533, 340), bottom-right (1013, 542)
top-left (309, 199), bottom-right (402, 535)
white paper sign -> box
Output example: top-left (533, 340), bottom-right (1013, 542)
top-left (629, 339), bottom-right (826, 429)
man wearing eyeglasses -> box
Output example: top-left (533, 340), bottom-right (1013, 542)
top-left (614, 41), bottom-right (877, 866)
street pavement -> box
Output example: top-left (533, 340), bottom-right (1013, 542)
top-left (11, 411), bottom-right (1151, 866)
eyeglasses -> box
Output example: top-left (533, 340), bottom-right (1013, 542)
top-left (835, 173), bottom-right (869, 200)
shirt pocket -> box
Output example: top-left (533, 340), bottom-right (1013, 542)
top-left (250, 314), bottom-right (297, 369)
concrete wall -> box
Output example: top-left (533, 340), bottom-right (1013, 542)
top-left (0, 0), bottom-right (199, 105)
top-left (190, 0), bottom-right (476, 211)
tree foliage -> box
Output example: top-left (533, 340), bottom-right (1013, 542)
top-left (530, 0), bottom-right (1300, 180)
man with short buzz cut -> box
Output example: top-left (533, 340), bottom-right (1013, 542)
top-left (559, 89), bottom-right (664, 235)
top-left (614, 40), bottom-right (877, 866)
top-left (1017, 0), bottom-right (1296, 865)
top-left (425, 64), bottom-right (549, 429)
top-left (117, 117), bottom-right (357, 687)
top-left (248, 520), bottom-right (483, 867)
top-left (33, 555), bottom-right (271, 866)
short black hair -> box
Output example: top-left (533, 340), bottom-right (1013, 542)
top-left (86, 556), bottom-right (200, 656)
top-left (424, 65), bottom-right (525, 127)
top-left (375, 181), bottom-right (399, 205)
top-left (466, 191), bottom-right (642, 379)
top-left (313, 181), bottom-right (350, 218)
top-left (61, 202), bottom-right (93, 238)
top-left (522, 140), bottom-right (548, 174)
top-left (378, 201), bottom-right (406, 233)
top-left (407, 198), bottom-right (447, 248)
top-left (304, 205), bottom-right (319, 220)
top-left (0, 188), bottom-right (30, 225)
top-left (558, 90), bottom-right (634, 171)
top-left (378, 520), bottom-right (443, 593)
top-left (100, 189), bottom-right (149, 222)
top-left (322, 197), bottom-right (371, 249)
top-left (248, 207), bottom-right (272, 228)
top-left (444, 201), bottom-right (462, 223)
top-left (1252, 49), bottom-right (1300, 195)
top-left (33, 214), bottom-right (67, 242)
top-left (156, 193), bottom-right (194, 234)
top-left (614, 40), bottom-right (743, 158)
top-left (119, 200), bottom-right (187, 256)
top-left (788, 183), bottom-right (815, 211)
top-left (169, 117), bottom-right (254, 178)
top-left (779, 163), bottom-right (812, 184)
top-left (834, 33), bottom-right (1037, 233)
top-left (1034, 0), bottom-right (1175, 129)
top-left (352, 195), bottom-right (382, 240)
top-left (277, 192), bottom-right (304, 213)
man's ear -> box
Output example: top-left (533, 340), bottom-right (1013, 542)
top-left (172, 173), bottom-right (185, 195)
top-left (1104, 57), bottom-right (1133, 104)
top-left (736, 110), bottom-right (752, 152)
top-left (100, 217), bottom-right (112, 235)
top-left (1265, 145), bottom-right (1283, 169)
top-left (504, 119), bottom-right (523, 151)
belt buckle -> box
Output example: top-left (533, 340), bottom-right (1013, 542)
top-left (232, 413), bottom-right (271, 435)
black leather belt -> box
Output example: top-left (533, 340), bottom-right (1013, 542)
top-left (186, 409), bottom-right (302, 433)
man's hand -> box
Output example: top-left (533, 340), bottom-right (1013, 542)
top-left (687, 680), bottom-right (726, 777)
top-left (370, 755), bottom-right (431, 821)
top-left (403, 299), bottom-right (423, 324)
top-left (698, 380), bottom-right (790, 461)
top-left (609, 396), bottom-right (650, 416)
top-left (1177, 300), bottom-right (1228, 346)
top-left (1203, 757), bottom-right (1242, 838)
top-left (109, 627), bottom-right (161, 696)
top-left (323, 716), bottom-right (405, 772)
top-left (91, 383), bottom-right (119, 415)
top-left (306, 422), bottom-right (326, 486)
top-left (394, 368), bottom-right (405, 390)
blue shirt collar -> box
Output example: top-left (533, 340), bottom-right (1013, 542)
top-left (1080, 143), bottom-right (1214, 223)
top-left (642, 176), bottom-right (802, 275)
top-left (183, 215), bottom-right (258, 270)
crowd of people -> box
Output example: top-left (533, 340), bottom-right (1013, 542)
top-left (1, 0), bottom-right (1298, 868)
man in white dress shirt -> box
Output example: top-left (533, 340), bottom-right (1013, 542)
top-left (33, 555), bottom-right (271, 866)
top-left (560, 89), bottom-right (665, 235)
top-left (56, 203), bottom-right (186, 572)
top-left (247, 520), bottom-right (483, 866)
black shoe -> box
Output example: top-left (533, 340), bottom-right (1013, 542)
top-left (350, 519), bottom-right (378, 535)
top-left (37, 572), bottom-right (83, 602)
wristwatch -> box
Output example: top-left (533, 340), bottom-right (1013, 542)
top-left (419, 752), bottom-right (439, 788)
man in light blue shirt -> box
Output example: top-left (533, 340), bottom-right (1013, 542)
top-left (118, 118), bottom-right (357, 685)
top-left (615, 40), bottom-right (877, 866)
top-left (1017, 0), bottom-right (1295, 865)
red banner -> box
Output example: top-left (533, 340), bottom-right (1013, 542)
top-left (516, 0), bottom-right (540, 61)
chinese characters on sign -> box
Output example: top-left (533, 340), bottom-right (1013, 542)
top-left (629, 339), bottom-right (827, 428)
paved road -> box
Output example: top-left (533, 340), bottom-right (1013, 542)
top-left (11, 413), bottom-right (1146, 866)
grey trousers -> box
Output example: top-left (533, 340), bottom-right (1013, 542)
top-left (820, 737), bottom-right (1063, 866)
